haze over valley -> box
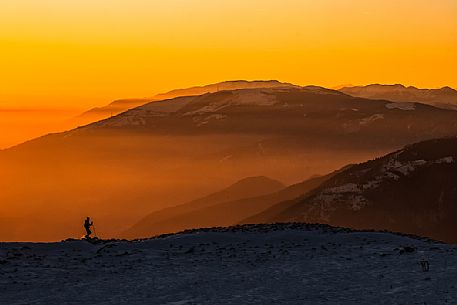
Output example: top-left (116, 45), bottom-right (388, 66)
top-left (2, 81), bottom-right (457, 242)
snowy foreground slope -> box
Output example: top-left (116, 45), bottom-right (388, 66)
top-left (1, 224), bottom-right (457, 305)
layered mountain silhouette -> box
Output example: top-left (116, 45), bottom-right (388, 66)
top-left (340, 84), bottom-right (457, 110)
top-left (123, 173), bottom-right (341, 238)
top-left (244, 137), bottom-right (457, 243)
top-left (3, 83), bottom-right (457, 241)
top-left (74, 80), bottom-right (297, 125)
top-left (123, 176), bottom-right (284, 238)
top-left (71, 86), bottom-right (457, 149)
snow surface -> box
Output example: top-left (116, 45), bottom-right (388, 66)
top-left (1, 224), bottom-right (457, 305)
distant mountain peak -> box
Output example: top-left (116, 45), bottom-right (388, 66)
top-left (362, 83), bottom-right (406, 89)
top-left (217, 80), bottom-right (286, 85)
top-left (340, 84), bottom-right (457, 110)
top-left (229, 176), bottom-right (285, 188)
top-left (223, 176), bottom-right (285, 196)
top-left (440, 86), bottom-right (457, 93)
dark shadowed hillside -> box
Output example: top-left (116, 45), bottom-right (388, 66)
top-left (246, 137), bottom-right (457, 243)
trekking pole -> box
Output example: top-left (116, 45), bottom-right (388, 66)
top-left (92, 224), bottom-right (98, 238)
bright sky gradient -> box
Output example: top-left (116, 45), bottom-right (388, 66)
top-left (1, 0), bottom-right (456, 109)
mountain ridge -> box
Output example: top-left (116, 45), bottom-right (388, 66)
top-left (245, 137), bottom-right (457, 243)
top-left (123, 173), bottom-right (338, 239)
top-left (340, 84), bottom-right (457, 110)
top-left (73, 80), bottom-right (299, 125)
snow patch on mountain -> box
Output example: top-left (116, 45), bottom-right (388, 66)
top-left (205, 114), bottom-right (228, 121)
top-left (384, 158), bottom-right (427, 177)
top-left (360, 114), bottom-right (384, 125)
top-left (307, 151), bottom-right (453, 213)
top-left (302, 86), bottom-right (343, 95)
top-left (183, 90), bottom-right (279, 116)
top-left (385, 102), bottom-right (416, 111)
top-left (326, 183), bottom-right (360, 193)
top-left (94, 97), bottom-right (196, 127)
top-left (100, 112), bottom-right (148, 127)
top-left (192, 114), bottom-right (228, 127)
top-left (140, 96), bottom-right (196, 113)
top-left (436, 156), bottom-right (454, 164)
top-left (311, 184), bottom-right (368, 213)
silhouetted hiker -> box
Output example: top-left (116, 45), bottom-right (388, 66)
top-left (84, 217), bottom-right (94, 239)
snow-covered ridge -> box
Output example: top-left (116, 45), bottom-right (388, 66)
top-left (87, 89), bottom-right (283, 128)
top-left (1, 223), bottom-right (455, 305)
top-left (308, 152), bottom-right (455, 212)
top-left (183, 90), bottom-right (279, 116)
top-left (91, 86), bottom-right (343, 127)
top-left (94, 96), bottom-right (197, 127)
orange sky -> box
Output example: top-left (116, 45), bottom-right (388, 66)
top-left (0, 0), bottom-right (457, 148)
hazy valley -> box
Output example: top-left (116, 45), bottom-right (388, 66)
top-left (2, 81), bottom-right (457, 243)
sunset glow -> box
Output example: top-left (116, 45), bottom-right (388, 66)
top-left (1, 1), bottom-right (457, 148)
top-left (1, 0), bottom-right (456, 110)
top-left (3, 2), bottom-right (457, 303)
